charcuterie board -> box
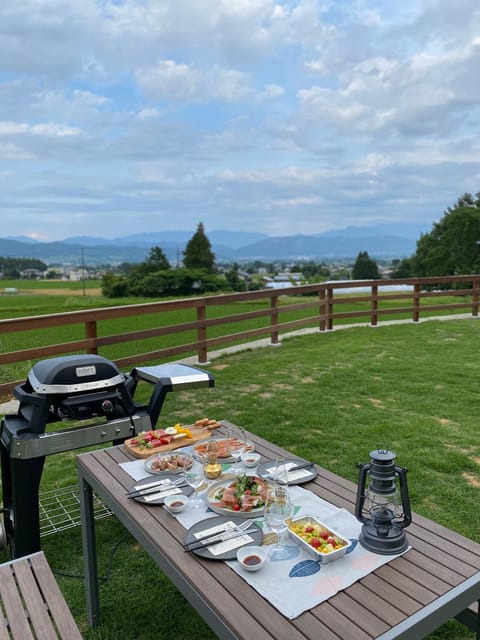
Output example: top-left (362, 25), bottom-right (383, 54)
top-left (124, 419), bottom-right (222, 459)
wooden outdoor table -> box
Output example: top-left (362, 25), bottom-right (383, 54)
top-left (77, 421), bottom-right (480, 640)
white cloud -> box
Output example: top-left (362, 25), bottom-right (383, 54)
top-left (0, 120), bottom-right (80, 137)
top-left (137, 107), bottom-right (161, 120)
top-left (0, 142), bottom-right (34, 160)
top-left (257, 84), bottom-right (285, 100)
top-left (136, 60), bottom-right (251, 103)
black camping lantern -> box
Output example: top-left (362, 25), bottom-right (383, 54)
top-left (355, 448), bottom-right (412, 555)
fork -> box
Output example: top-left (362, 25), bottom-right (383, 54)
top-left (183, 519), bottom-right (252, 548)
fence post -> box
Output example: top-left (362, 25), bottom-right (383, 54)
top-left (371, 284), bottom-right (378, 326)
top-left (319, 289), bottom-right (326, 331)
top-left (472, 278), bottom-right (479, 317)
top-left (85, 320), bottom-right (98, 354)
top-left (270, 296), bottom-right (279, 345)
top-left (413, 284), bottom-right (421, 322)
top-left (327, 287), bottom-right (334, 330)
top-left (197, 303), bottom-right (208, 363)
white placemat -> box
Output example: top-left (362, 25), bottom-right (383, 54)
top-left (119, 459), bottom-right (408, 619)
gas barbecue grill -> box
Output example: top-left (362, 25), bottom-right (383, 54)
top-left (0, 355), bottom-right (214, 558)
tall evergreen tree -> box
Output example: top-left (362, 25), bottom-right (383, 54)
top-left (183, 222), bottom-right (216, 272)
top-left (352, 251), bottom-right (380, 279)
top-left (143, 246), bottom-right (170, 271)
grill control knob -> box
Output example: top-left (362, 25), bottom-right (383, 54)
top-left (102, 400), bottom-right (114, 413)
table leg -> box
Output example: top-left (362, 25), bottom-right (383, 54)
top-left (78, 474), bottom-right (100, 626)
top-left (476, 599), bottom-right (480, 640)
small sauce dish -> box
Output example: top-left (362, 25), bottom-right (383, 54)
top-left (241, 452), bottom-right (261, 468)
top-left (236, 545), bottom-right (267, 571)
top-left (164, 494), bottom-right (188, 513)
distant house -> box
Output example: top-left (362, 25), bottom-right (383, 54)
top-left (265, 272), bottom-right (304, 290)
top-left (66, 269), bottom-right (86, 282)
top-left (21, 268), bottom-right (43, 279)
top-left (273, 272), bottom-right (303, 283)
top-left (237, 270), bottom-right (252, 282)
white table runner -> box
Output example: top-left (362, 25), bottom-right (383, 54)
top-left (120, 457), bottom-right (408, 619)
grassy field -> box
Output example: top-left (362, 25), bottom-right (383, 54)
top-left (1, 313), bottom-right (480, 639)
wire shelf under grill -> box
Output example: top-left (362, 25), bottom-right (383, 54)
top-left (39, 485), bottom-right (112, 537)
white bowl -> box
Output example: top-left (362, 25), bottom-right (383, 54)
top-left (164, 494), bottom-right (188, 513)
top-left (236, 545), bottom-right (267, 571)
top-left (241, 452), bottom-right (261, 468)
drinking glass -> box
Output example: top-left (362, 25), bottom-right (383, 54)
top-left (271, 458), bottom-right (289, 485)
top-left (264, 486), bottom-right (293, 560)
top-left (184, 459), bottom-right (205, 509)
top-left (227, 427), bottom-right (247, 474)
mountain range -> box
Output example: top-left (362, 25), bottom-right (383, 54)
top-left (1, 223), bottom-right (429, 266)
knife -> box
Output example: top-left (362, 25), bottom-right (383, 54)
top-left (288, 461), bottom-right (315, 472)
top-left (182, 523), bottom-right (239, 547)
top-left (127, 481), bottom-right (187, 499)
top-left (183, 520), bottom-right (249, 546)
top-left (184, 527), bottom-right (258, 552)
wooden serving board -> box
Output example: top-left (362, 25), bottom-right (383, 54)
top-left (124, 422), bottom-right (222, 459)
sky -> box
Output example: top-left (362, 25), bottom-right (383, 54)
top-left (1, 0), bottom-right (479, 242)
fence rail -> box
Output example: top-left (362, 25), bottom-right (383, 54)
top-left (1, 274), bottom-right (479, 397)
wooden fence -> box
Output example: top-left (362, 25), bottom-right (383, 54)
top-left (1, 274), bottom-right (479, 397)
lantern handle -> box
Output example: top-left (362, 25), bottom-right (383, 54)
top-left (395, 465), bottom-right (412, 528)
top-left (354, 462), bottom-right (370, 524)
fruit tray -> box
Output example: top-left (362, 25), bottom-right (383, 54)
top-left (287, 515), bottom-right (351, 564)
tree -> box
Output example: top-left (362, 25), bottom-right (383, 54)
top-left (390, 258), bottom-right (412, 279)
top-left (412, 192), bottom-right (480, 277)
top-left (352, 251), bottom-right (380, 279)
top-left (225, 262), bottom-right (246, 291)
top-left (183, 222), bottom-right (215, 273)
top-left (138, 246), bottom-right (170, 274)
top-left (145, 246), bottom-right (170, 271)
top-left (101, 272), bottom-right (130, 297)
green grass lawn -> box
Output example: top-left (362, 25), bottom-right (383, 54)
top-left (1, 317), bottom-right (480, 638)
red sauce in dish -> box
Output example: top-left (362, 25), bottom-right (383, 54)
top-left (168, 501), bottom-right (184, 508)
top-left (242, 554), bottom-right (262, 566)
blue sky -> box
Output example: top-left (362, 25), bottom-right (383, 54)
top-left (1, 0), bottom-right (479, 241)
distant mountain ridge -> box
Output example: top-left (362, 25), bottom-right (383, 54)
top-left (1, 224), bottom-right (428, 266)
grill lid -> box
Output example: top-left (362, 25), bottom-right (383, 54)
top-left (28, 355), bottom-right (125, 395)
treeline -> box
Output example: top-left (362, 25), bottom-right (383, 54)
top-left (102, 222), bottom-right (265, 298)
top-left (0, 257), bottom-right (47, 277)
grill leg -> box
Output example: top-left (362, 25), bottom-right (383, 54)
top-left (6, 455), bottom-right (45, 559)
top-left (0, 444), bottom-right (13, 555)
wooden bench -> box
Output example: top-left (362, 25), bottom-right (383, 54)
top-left (0, 551), bottom-right (82, 639)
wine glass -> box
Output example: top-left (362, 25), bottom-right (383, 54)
top-left (264, 486), bottom-right (293, 560)
top-left (184, 459), bottom-right (205, 509)
top-left (271, 458), bottom-right (289, 485)
top-left (227, 427), bottom-right (247, 474)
